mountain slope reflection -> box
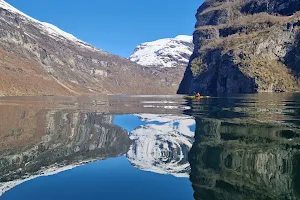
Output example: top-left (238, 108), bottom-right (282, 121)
top-left (0, 109), bottom-right (196, 197)
top-left (126, 114), bottom-right (195, 177)
top-left (0, 108), bottom-right (131, 196)
top-left (189, 117), bottom-right (300, 200)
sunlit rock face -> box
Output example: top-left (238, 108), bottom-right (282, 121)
top-left (126, 114), bottom-right (195, 178)
top-left (0, 109), bottom-right (131, 196)
top-left (189, 118), bottom-right (300, 200)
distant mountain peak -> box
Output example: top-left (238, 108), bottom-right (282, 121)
top-left (129, 35), bottom-right (193, 68)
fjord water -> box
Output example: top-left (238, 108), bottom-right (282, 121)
top-left (0, 94), bottom-right (300, 200)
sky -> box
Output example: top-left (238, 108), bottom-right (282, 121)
top-left (5, 0), bottom-right (202, 58)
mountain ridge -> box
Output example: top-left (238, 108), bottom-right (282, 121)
top-left (0, 0), bottom-right (180, 96)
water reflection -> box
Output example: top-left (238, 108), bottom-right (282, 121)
top-left (189, 117), bottom-right (300, 199)
top-left (0, 108), bottom-right (131, 196)
top-left (0, 103), bottom-right (196, 198)
top-left (185, 94), bottom-right (300, 199)
top-left (126, 114), bottom-right (195, 177)
top-left (0, 94), bottom-right (300, 199)
top-left (185, 93), bottom-right (300, 127)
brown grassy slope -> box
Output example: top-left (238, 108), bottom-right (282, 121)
top-left (0, 48), bottom-right (183, 96)
top-left (0, 49), bottom-right (77, 96)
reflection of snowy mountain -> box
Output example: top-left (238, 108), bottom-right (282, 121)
top-left (126, 114), bottom-right (195, 178)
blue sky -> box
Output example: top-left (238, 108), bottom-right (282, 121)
top-left (6, 0), bottom-right (201, 58)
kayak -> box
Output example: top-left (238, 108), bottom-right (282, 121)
top-left (184, 95), bottom-right (211, 99)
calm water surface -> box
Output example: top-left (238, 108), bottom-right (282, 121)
top-left (0, 94), bottom-right (300, 200)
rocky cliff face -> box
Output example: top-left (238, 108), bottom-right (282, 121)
top-left (178, 0), bottom-right (300, 95)
top-left (0, 1), bottom-right (178, 96)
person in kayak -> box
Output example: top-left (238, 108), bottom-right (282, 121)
top-left (194, 92), bottom-right (201, 98)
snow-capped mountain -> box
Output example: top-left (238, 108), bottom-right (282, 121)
top-left (126, 114), bottom-right (195, 178)
top-left (0, 0), bottom-right (178, 95)
top-left (129, 35), bottom-right (193, 68)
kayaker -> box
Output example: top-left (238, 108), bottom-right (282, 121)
top-left (196, 92), bottom-right (201, 98)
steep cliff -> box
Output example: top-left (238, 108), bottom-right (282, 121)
top-left (178, 0), bottom-right (300, 95)
top-left (0, 1), bottom-right (178, 96)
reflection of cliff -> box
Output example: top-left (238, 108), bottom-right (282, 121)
top-left (0, 108), bottom-right (131, 196)
top-left (184, 93), bottom-right (300, 128)
top-left (127, 114), bottom-right (195, 177)
top-left (189, 117), bottom-right (300, 200)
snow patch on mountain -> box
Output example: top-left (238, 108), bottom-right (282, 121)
top-left (0, 0), bottom-right (102, 52)
top-left (129, 35), bottom-right (193, 68)
top-left (127, 114), bottom-right (195, 178)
